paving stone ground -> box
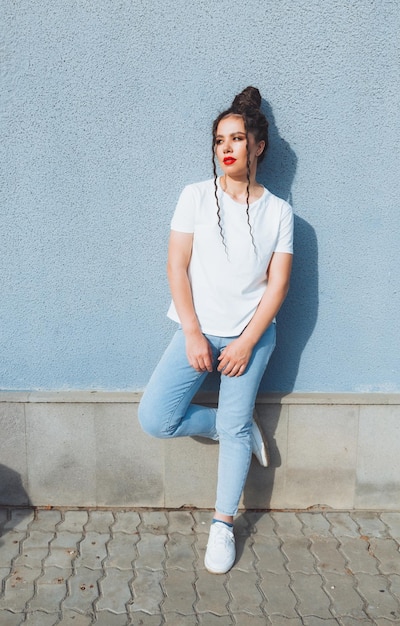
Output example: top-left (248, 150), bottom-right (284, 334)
top-left (1, 508), bottom-right (400, 625)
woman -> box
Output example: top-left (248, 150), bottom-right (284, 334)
top-left (139, 86), bottom-right (293, 574)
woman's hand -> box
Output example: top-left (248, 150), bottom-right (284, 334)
top-left (185, 331), bottom-right (213, 373)
top-left (217, 337), bottom-right (253, 377)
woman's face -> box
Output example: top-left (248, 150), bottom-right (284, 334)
top-left (214, 115), bottom-right (264, 177)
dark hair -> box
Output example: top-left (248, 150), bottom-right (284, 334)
top-left (212, 86), bottom-right (269, 253)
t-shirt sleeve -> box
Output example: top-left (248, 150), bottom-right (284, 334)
top-left (274, 201), bottom-right (294, 254)
top-left (170, 185), bottom-right (196, 233)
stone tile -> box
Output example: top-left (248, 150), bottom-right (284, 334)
top-left (298, 513), bottom-right (332, 538)
top-left (193, 510), bottom-right (212, 532)
top-left (0, 404), bottom-right (29, 506)
top-left (272, 512), bottom-right (303, 536)
top-left (389, 573), bottom-right (400, 599)
top-left (356, 573), bottom-right (400, 620)
top-left (28, 568), bottom-right (68, 612)
top-left (227, 569), bottom-right (263, 615)
top-left (14, 530), bottom-right (53, 568)
top-left (290, 572), bottom-right (332, 618)
top-left (0, 508), bottom-right (8, 528)
top-left (85, 510), bottom-right (114, 532)
top-left (240, 404), bottom-right (288, 510)
top-left (57, 511), bottom-right (89, 532)
top-left (135, 533), bottom-right (166, 570)
top-left (165, 533), bottom-right (196, 570)
top-left (57, 611), bottom-right (93, 625)
top-left (252, 535), bottom-right (287, 574)
top-left (339, 537), bottom-right (380, 574)
top-left (106, 531), bottom-right (140, 569)
top-left (234, 514), bottom-right (250, 538)
top-left (26, 404), bottom-right (97, 506)
top-left (322, 571), bottom-right (367, 619)
top-left (311, 537), bottom-right (348, 574)
top-left (0, 611), bottom-right (25, 626)
top-left (286, 405), bottom-right (358, 508)
top-left (356, 405), bottom-right (400, 509)
top-left (62, 566), bottom-right (101, 612)
top-left (245, 511), bottom-right (275, 536)
top-left (75, 532), bottom-right (109, 569)
top-left (167, 510), bottom-right (195, 534)
top-left (95, 611), bottom-right (130, 625)
top-left (303, 615), bottom-right (338, 626)
top-left (29, 510), bottom-right (62, 532)
top-left (25, 611), bottom-right (61, 625)
top-left (234, 534), bottom-right (256, 572)
top-left (370, 538), bottom-right (400, 575)
top-left (96, 567), bottom-right (133, 612)
top-left (195, 570), bottom-right (230, 614)
top-left (0, 565), bottom-right (39, 611)
top-left (38, 566), bottom-right (72, 584)
top-left (140, 511), bottom-right (168, 534)
top-left (194, 530), bottom-right (209, 569)
top-left (130, 568), bottom-right (164, 613)
top-left (268, 618), bottom-right (303, 625)
top-left (164, 614), bottom-right (198, 625)
top-left (381, 512), bottom-right (400, 538)
top-left (165, 436), bottom-right (218, 509)
top-left (162, 568), bottom-right (197, 613)
top-left (3, 509), bottom-right (34, 532)
top-left (325, 512), bottom-right (360, 538)
top-left (44, 532), bottom-right (83, 568)
top-left (351, 512), bottom-right (391, 538)
top-left (258, 572), bottom-right (298, 617)
top-left (198, 616), bottom-right (234, 625)
top-left (95, 403), bottom-right (165, 507)
top-left (0, 532), bottom-right (27, 566)
top-left (0, 567), bottom-right (12, 586)
top-left (281, 537), bottom-right (316, 574)
top-left (340, 615), bottom-right (376, 626)
top-left (113, 510), bottom-right (141, 534)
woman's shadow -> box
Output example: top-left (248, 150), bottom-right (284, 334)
top-left (0, 464), bottom-right (32, 550)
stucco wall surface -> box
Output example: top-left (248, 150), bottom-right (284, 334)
top-left (1, 0), bottom-right (399, 392)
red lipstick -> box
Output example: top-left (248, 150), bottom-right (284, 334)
top-left (223, 157), bottom-right (236, 165)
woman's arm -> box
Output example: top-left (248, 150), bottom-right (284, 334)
top-left (217, 251), bottom-right (293, 377)
top-left (167, 230), bottom-right (213, 372)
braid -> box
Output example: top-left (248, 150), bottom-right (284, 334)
top-left (212, 151), bottom-right (228, 254)
top-left (242, 115), bottom-right (257, 254)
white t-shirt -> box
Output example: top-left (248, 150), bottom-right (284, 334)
top-left (167, 178), bottom-right (293, 336)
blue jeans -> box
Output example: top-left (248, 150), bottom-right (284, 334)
top-left (138, 324), bottom-right (276, 516)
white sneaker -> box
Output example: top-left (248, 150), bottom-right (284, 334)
top-left (204, 522), bottom-right (236, 574)
top-left (251, 413), bottom-right (270, 467)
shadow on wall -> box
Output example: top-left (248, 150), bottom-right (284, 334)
top-left (0, 464), bottom-right (31, 507)
top-left (0, 464), bottom-right (32, 549)
top-left (237, 100), bottom-right (319, 526)
top-left (257, 98), bottom-right (318, 393)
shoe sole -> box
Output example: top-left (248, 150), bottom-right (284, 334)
top-left (204, 559), bottom-right (234, 575)
top-left (253, 415), bottom-right (270, 467)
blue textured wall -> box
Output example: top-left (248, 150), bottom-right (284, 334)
top-left (1, 1), bottom-right (399, 392)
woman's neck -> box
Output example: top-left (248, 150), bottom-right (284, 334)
top-left (220, 175), bottom-right (264, 204)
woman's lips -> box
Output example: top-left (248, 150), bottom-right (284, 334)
top-left (223, 157), bottom-right (236, 165)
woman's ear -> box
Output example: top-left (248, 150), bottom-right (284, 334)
top-left (256, 141), bottom-right (266, 157)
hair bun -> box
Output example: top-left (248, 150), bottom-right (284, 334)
top-left (231, 86), bottom-right (261, 113)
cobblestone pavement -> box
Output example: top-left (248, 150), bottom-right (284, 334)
top-left (1, 508), bottom-right (400, 625)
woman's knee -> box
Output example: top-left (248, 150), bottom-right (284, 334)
top-left (138, 397), bottom-right (166, 438)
